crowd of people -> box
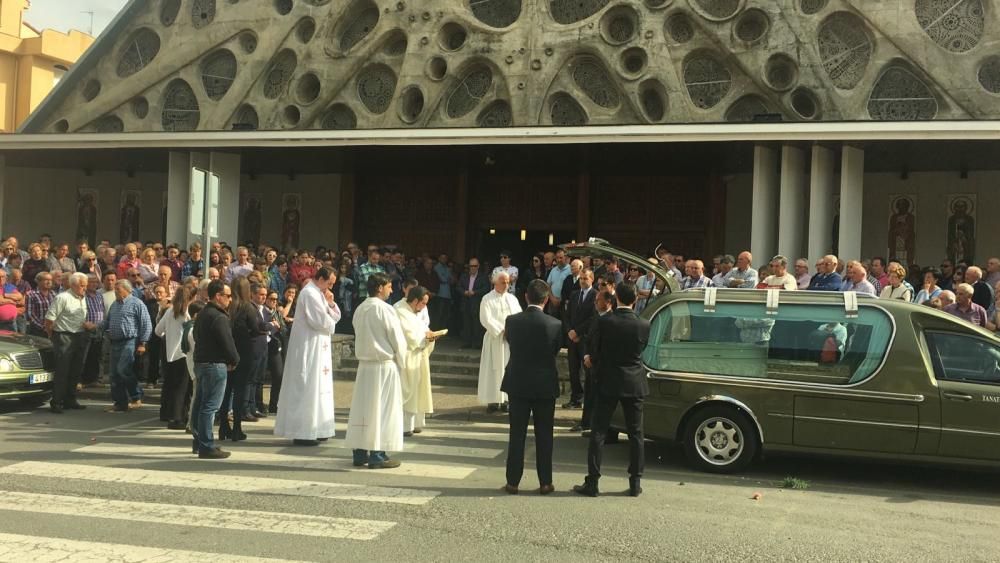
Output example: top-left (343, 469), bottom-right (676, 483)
top-left (1, 232), bottom-right (998, 470)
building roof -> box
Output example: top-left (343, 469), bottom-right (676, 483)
top-left (17, 1), bottom-right (1000, 135)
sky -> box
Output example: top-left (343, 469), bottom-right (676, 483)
top-left (24, 0), bottom-right (129, 36)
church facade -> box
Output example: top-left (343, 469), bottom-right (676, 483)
top-left (0, 0), bottom-right (998, 268)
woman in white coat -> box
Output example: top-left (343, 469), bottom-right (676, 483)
top-left (155, 286), bottom-right (194, 430)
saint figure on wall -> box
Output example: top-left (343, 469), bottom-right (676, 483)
top-left (76, 188), bottom-right (98, 246)
top-left (281, 193), bottom-right (301, 251)
top-left (947, 195), bottom-right (976, 265)
top-left (887, 195), bottom-right (916, 264)
top-left (242, 194), bottom-right (263, 247)
top-left (119, 190), bottom-right (142, 243)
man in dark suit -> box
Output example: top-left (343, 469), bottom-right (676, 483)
top-left (563, 268), bottom-right (596, 413)
top-left (458, 257), bottom-right (490, 348)
top-left (573, 283), bottom-right (651, 498)
top-left (579, 288), bottom-right (613, 433)
top-left (500, 279), bottom-right (563, 495)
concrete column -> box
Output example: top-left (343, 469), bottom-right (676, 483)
top-left (0, 155), bottom-right (6, 237)
top-left (777, 144), bottom-right (806, 260)
top-left (807, 144), bottom-right (836, 265)
top-left (166, 151), bottom-right (241, 248)
top-left (750, 144), bottom-right (779, 265)
top-left (838, 144), bottom-right (865, 262)
top-left (211, 151), bottom-right (242, 245)
top-left (166, 151), bottom-right (189, 246)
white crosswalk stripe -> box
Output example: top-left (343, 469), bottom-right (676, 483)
top-left (0, 417), bottom-right (519, 558)
top-left (0, 491), bottom-right (396, 540)
top-left (0, 532), bottom-right (307, 562)
top-left (0, 461), bottom-right (439, 505)
top-left (71, 443), bottom-right (480, 479)
top-left (131, 428), bottom-right (506, 458)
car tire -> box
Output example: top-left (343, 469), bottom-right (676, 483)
top-left (18, 395), bottom-right (50, 409)
top-left (683, 405), bottom-right (759, 474)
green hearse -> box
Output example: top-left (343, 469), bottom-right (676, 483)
top-left (566, 239), bottom-right (1000, 473)
top-left (0, 330), bottom-right (55, 407)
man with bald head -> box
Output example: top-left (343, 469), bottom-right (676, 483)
top-left (985, 257), bottom-right (1000, 288)
top-left (965, 266), bottom-right (995, 311)
top-left (478, 271), bottom-right (522, 413)
top-left (808, 255), bottom-right (843, 291)
top-left (722, 251), bottom-right (758, 288)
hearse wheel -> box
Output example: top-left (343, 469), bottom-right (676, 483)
top-left (683, 405), bottom-right (759, 473)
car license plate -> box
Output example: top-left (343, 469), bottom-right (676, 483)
top-left (29, 373), bottom-right (52, 384)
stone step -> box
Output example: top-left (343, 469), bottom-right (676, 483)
top-left (333, 368), bottom-right (478, 388)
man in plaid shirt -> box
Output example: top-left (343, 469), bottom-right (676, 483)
top-left (82, 274), bottom-right (105, 386)
top-left (26, 271), bottom-right (56, 337)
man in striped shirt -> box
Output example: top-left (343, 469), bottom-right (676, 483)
top-left (82, 274), bottom-right (106, 387)
top-left (102, 280), bottom-right (152, 413)
top-left (25, 271), bottom-right (56, 337)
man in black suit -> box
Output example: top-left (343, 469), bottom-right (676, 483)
top-left (579, 288), bottom-right (613, 433)
top-left (500, 279), bottom-right (563, 495)
top-left (573, 283), bottom-right (651, 498)
top-left (563, 268), bottom-right (596, 414)
top-left (458, 257), bottom-right (490, 348)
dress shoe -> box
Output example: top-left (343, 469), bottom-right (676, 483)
top-left (572, 481), bottom-right (600, 497)
top-left (230, 430), bottom-right (248, 442)
top-left (317, 437), bottom-right (329, 442)
top-left (167, 421), bottom-right (186, 430)
top-left (562, 401), bottom-right (583, 409)
top-left (293, 439), bottom-right (320, 446)
top-left (628, 478), bottom-right (643, 497)
top-left (241, 414), bottom-right (259, 423)
top-left (500, 402), bottom-right (509, 413)
top-left (412, 428), bottom-right (422, 434)
top-left (486, 404), bottom-right (498, 413)
top-left (537, 484), bottom-right (555, 495)
top-left (502, 484), bottom-right (519, 495)
top-left (198, 447), bottom-right (231, 459)
top-left (368, 458), bottom-right (401, 469)
top-left (49, 404), bottom-right (63, 414)
top-left (64, 401), bottom-right (86, 410)
top-left (403, 431), bottom-right (414, 438)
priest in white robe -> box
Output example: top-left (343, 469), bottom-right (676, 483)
top-left (395, 286), bottom-right (438, 435)
top-left (273, 268), bottom-right (341, 446)
top-left (478, 271), bottom-right (522, 411)
top-left (345, 272), bottom-right (408, 469)
top-left (402, 278), bottom-right (431, 329)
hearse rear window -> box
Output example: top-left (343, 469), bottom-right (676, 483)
top-left (642, 301), bottom-right (894, 385)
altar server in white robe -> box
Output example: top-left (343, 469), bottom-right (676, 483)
top-left (274, 267), bottom-right (341, 445)
top-left (478, 271), bottom-right (522, 412)
top-left (402, 277), bottom-right (431, 329)
top-left (346, 272), bottom-right (408, 469)
top-left (395, 286), bottom-right (438, 435)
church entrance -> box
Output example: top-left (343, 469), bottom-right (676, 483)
top-left (474, 229), bottom-right (576, 269)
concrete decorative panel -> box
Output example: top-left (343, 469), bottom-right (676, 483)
top-left (915, 0), bottom-right (983, 53)
top-left (22, 0), bottom-right (1000, 133)
top-left (817, 11), bottom-right (872, 90)
top-left (867, 65), bottom-right (938, 120)
top-left (116, 28), bottom-right (161, 78)
top-left (469, 0), bottom-right (523, 28)
top-left (161, 79), bottom-right (200, 131)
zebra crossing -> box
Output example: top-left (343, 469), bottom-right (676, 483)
top-left (0, 411), bottom-right (525, 562)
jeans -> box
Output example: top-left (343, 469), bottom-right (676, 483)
top-left (193, 363), bottom-right (228, 453)
top-left (0, 320), bottom-right (15, 331)
top-left (353, 450), bottom-right (388, 465)
top-left (109, 339), bottom-right (142, 408)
